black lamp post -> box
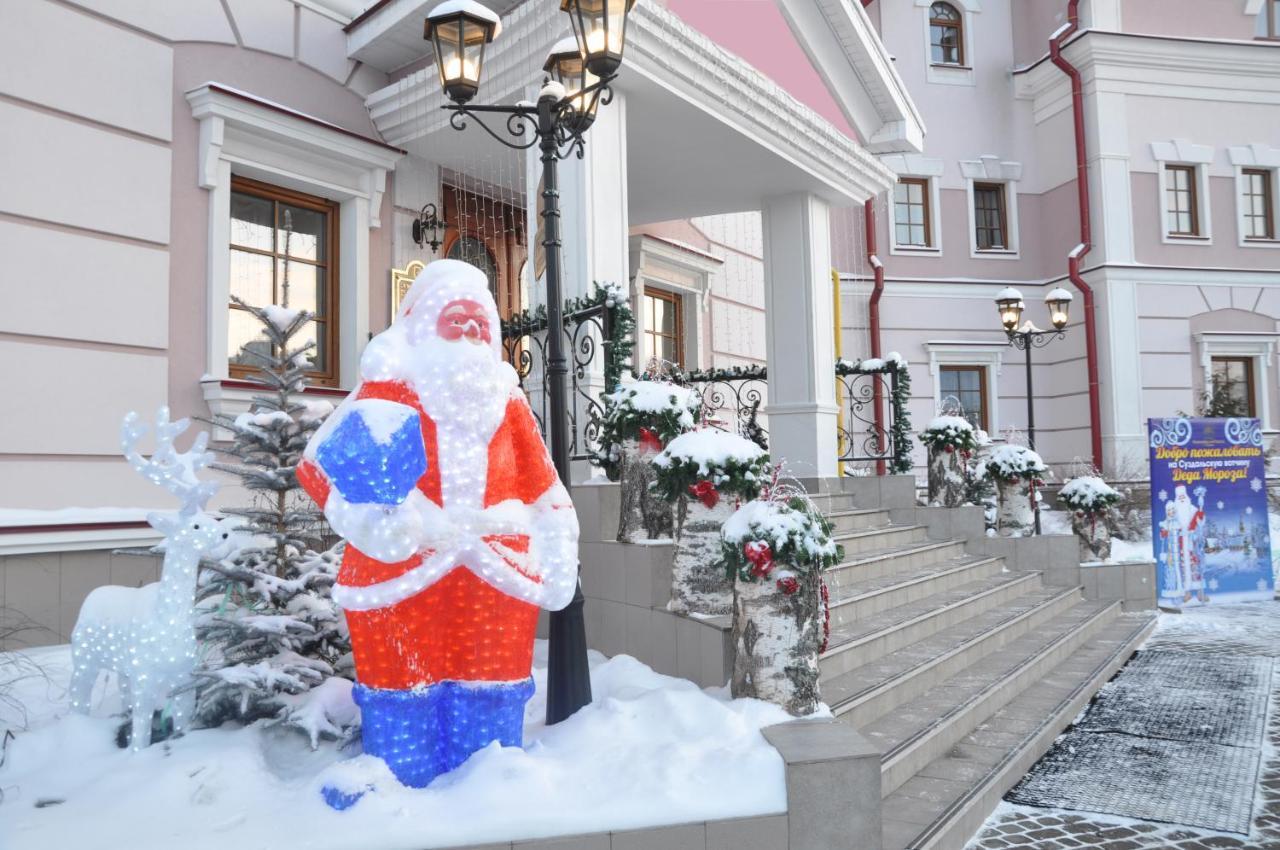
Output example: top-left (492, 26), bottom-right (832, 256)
top-left (995, 286), bottom-right (1073, 535)
top-left (425, 0), bottom-right (636, 725)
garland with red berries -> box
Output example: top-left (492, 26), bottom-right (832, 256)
top-left (651, 430), bottom-right (772, 507)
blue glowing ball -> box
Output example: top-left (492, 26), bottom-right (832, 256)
top-left (316, 410), bottom-right (426, 505)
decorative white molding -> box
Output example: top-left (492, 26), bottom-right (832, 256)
top-left (186, 83), bottom-right (403, 390)
top-left (0, 526), bottom-right (162, 557)
top-left (879, 154), bottom-right (946, 177)
top-left (1154, 161), bottom-right (1214, 245)
top-left (1245, 0), bottom-right (1265, 15)
top-left (1195, 331), bottom-right (1280, 429)
top-left (755, 0), bottom-right (926, 153)
top-left (1150, 140), bottom-right (1215, 166)
top-left (1229, 144), bottom-right (1280, 168)
top-left (888, 174), bottom-right (944, 257)
top-left (959, 156), bottom-right (1024, 182)
top-left (925, 340), bottom-right (1005, 433)
top-left (917, 0), bottom-right (980, 87)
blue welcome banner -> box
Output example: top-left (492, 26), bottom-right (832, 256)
top-left (1148, 417), bottom-right (1273, 608)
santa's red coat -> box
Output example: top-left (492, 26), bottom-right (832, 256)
top-left (297, 379), bottom-right (555, 690)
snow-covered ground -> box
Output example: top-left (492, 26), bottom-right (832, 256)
top-left (0, 644), bottom-right (797, 850)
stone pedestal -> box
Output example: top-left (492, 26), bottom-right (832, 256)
top-left (1072, 510), bottom-right (1112, 562)
top-left (669, 497), bottom-right (736, 614)
top-left (927, 445), bottom-right (966, 507)
top-left (996, 478), bottom-right (1034, 536)
top-left (731, 570), bottom-right (823, 716)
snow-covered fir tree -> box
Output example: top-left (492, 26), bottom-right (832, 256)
top-left (193, 293), bottom-right (355, 745)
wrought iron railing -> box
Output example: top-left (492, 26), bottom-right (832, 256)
top-left (672, 365), bottom-right (769, 449)
top-left (834, 367), bottom-right (899, 468)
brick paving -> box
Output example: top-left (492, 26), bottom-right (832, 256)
top-left (966, 602), bottom-right (1280, 850)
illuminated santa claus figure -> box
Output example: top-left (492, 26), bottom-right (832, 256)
top-left (297, 259), bottom-right (578, 806)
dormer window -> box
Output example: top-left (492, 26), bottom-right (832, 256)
top-left (930, 3), bottom-right (964, 65)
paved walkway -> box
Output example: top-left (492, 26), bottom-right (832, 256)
top-left (965, 602), bottom-right (1280, 850)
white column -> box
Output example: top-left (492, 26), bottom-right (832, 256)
top-left (339, 196), bottom-right (371, 389)
top-left (1090, 90), bottom-right (1134, 265)
top-left (1096, 271), bottom-right (1146, 473)
top-left (762, 192), bottom-right (839, 479)
top-left (205, 159), bottom-right (232, 381)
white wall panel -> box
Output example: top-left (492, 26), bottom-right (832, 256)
top-left (0, 220), bottom-right (168, 348)
top-left (0, 0), bottom-right (173, 141)
top-left (0, 341), bottom-right (166, 455)
top-left (63, 0), bottom-right (235, 44)
top-left (0, 102), bottom-right (171, 244)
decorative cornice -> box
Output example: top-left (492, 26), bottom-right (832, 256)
top-left (1229, 144), bottom-right (1280, 168)
top-left (187, 83), bottom-right (403, 226)
top-left (880, 153), bottom-right (945, 177)
top-left (1151, 139), bottom-right (1214, 165)
top-left (959, 156), bottom-right (1022, 182)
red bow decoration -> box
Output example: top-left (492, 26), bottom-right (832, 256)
top-left (637, 427), bottom-right (663, 455)
top-left (689, 479), bottom-right (720, 509)
top-left (744, 540), bottom-right (774, 579)
top-left (776, 575), bottom-right (799, 595)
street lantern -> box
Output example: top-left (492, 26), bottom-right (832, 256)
top-left (425, 0), bottom-right (501, 105)
top-left (1045, 287), bottom-right (1074, 331)
top-left (544, 37), bottom-right (602, 132)
top-left (561, 0), bottom-right (636, 77)
top-left (995, 287), bottom-right (1025, 333)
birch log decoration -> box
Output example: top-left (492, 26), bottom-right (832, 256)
top-left (652, 430), bottom-right (771, 615)
top-left (595, 380), bottom-right (700, 543)
top-left (920, 415), bottom-right (977, 508)
top-left (721, 495), bottom-right (843, 716)
top-left (987, 444), bottom-right (1049, 536)
top-left (1059, 475), bottom-right (1122, 562)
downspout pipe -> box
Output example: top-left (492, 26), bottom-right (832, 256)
top-left (1050, 0), bottom-right (1104, 472)
top-left (866, 198), bottom-right (887, 476)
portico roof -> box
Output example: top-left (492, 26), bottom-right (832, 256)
top-left (360, 0), bottom-right (896, 223)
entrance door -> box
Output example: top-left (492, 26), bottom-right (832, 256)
top-left (441, 185), bottom-right (526, 322)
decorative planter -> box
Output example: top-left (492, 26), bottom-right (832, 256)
top-left (653, 430), bottom-right (772, 615)
top-left (671, 497), bottom-right (738, 614)
top-left (921, 416), bottom-right (977, 508)
top-left (594, 380), bottom-right (700, 543)
top-left (721, 496), bottom-right (843, 717)
top-left (732, 568), bottom-right (824, 716)
top-left (986, 445), bottom-right (1048, 537)
top-left (1059, 475), bottom-right (1122, 562)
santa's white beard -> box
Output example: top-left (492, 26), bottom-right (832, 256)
top-left (412, 336), bottom-right (510, 439)
top-left (1173, 498), bottom-right (1197, 529)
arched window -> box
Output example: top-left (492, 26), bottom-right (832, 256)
top-left (929, 2), bottom-right (964, 66)
top-left (447, 234), bottom-right (499, 298)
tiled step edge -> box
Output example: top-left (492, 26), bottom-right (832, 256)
top-left (899, 612), bottom-right (1156, 850)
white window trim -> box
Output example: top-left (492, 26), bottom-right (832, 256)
top-left (882, 154), bottom-right (945, 256)
top-left (1228, 145), bottom-right (1280, 248)
top-left (916, 0), bottom-right (979, 87)
top-left (1195, 331), bottom-right (1278, 430)
top-left (926, 340), bottom-right (1005, 435)
top-left (186, 83), bottom-right (402, 408)
top-left (628, 234), bottom-right (722, 370)
top-left (961, 157), bottom-right (1022, 259)
top-left (1151, 140), bottom-right (1215, 245)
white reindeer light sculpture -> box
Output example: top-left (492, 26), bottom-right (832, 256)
top-left (70, 408), bottom-right (234, 750)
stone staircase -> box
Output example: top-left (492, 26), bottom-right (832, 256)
top-left (807, 487), bottom-right (1157, 850)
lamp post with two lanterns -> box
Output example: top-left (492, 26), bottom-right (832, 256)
top-left (423, 0), bottom-right (637, 724)
top-left (994, 286), bottom-right (1074, 535)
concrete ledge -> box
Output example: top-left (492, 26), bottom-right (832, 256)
top-left (764, 720), bottom-right (882, 850)
top-left (1080, 559), bottom-right (1157, 611)
top-left (888, 505), bottom-right (986, 543)
top-left (969, 533), bottom-right (1081, 587)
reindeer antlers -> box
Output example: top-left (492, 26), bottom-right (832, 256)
top-left (121, 407), bottom-right (219, 514)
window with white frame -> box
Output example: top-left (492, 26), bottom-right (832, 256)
top-left (894, 178), bottom-right (933, 248)
top-left (1195, 332), bottom-right (1278, 429)
top-left (916, 0), bottom-right (976, 85)
top-left (929, 2), bottom-right (964, 65)
top-left (961, 157), bottom-right (1021, 258)
top-left (1228, 145), bottom-right (1280, 247)
top-left (1151, 141), bottom-right (1214, 243)
top-left (926, 341), bottom-right (1007, 435)
top-left (1256, 0), bottom-right (1280, 38)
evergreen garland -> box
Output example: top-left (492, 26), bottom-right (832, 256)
top-left (501, 281), bottom-right (635, 393)
top-left (719, 495), bottom-right (844, 583)
top-left (650, 431), bottom-right (772, 504)
top-left (920, 417), bottom-right (980, 454)
top-left (590, 381), bottom-right (701, 479)
top-left (835, 356), bottom-right (914, 474)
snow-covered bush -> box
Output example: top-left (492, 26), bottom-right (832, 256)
top-left (1059, 475), bottom-right (1122, 562)
top-left (920, 415), bottom-right (979, 454)
top-left (986, 444), bottom-right (1049, 484)
top-left (193, 297), bottom-right (353, 744)
top-left (1058, 476), bottom-right (1121, 516)
top-left (651, 429), bottom-right (771, 505)
top-left (592, 379), bottom-right (701, 475)
top-left (655, 430), bottom-right (771, 614)
top-left (721, 495), bottom-right (843, 716)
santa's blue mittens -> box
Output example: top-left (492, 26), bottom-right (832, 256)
top-left (315, 401), bottom-right (426, 505)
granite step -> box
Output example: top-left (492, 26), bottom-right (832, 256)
top-left (825, 508), bottom-right (894, 533)
top-left (826, 554), bottom-right (1006, 628)
top-left (865, 598), bottom-right (1119, 796)
top-left (879, 611), bottom-right (1157, 850)
top-left (819, 570), bottom-right (1044, 680)
top-left (826, 585), bottom-right (1083, 727)
top-left (835, 524), bottom-right (929, 555)
top-left (825, 539), bottom-right (972, 589)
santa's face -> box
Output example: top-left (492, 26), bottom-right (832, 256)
top-left (437, 299), bottom-right (492, 346)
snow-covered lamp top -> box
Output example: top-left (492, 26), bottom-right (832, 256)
top-left (1044, 287), bottom-right (1074, 330)
top-left (425, 0), bottom-right (501, 105)
top-left (544, 35), bottom-right (600, 130)
top-left (994, 287), bottom-right (1025, 332)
